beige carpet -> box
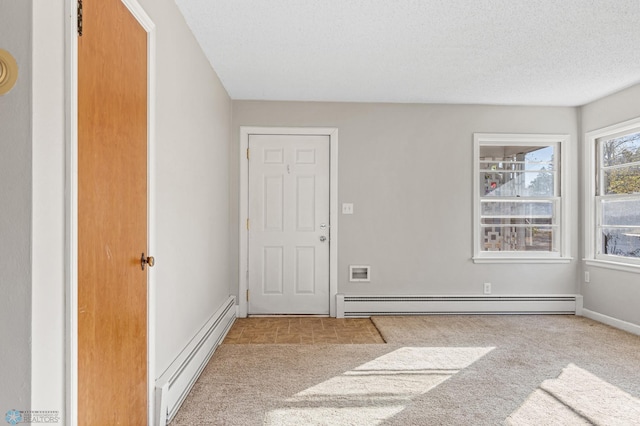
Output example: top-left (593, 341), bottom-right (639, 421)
top-left (171, 315), bottom-right (640, 425)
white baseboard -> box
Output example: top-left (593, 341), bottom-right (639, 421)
top-left (581, 308), bottom-right (640, 336)
top-left (337, 294), bottom-right (579, 318)
top-left (155, 296), bottom-right (236, 425)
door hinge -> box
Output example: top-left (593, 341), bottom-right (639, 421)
top-left (246, 148), bottom-right (250, 160)
top-left (246, 218), bottom-right (249, 230)
top-left (77, 0), bottom-right (83, 37)
top-left (246, 289), bottom-right (249, 301)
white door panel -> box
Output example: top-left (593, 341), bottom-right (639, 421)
top-left (249, 134), bottom-right (330, 314)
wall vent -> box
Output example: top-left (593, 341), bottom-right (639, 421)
top-left (349, 265), bottom-right (370, 282)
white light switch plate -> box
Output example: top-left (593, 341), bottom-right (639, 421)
top-left (342, 203), bottom-right (354, 214)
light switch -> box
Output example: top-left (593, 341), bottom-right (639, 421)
top-left (342, 203), bottom-right (354, 214)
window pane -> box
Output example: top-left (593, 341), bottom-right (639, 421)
top-left (523, 146), bottom-right (555, 168)
top-left (481, 200), bottom-right (554, 219)
top-left (600, 228), bottom-right (640, 258)
top-left (482, 226), bottom-right (556, 252)
top-left (601, 132), bottom-right (640, 167)
top-left (601, 198), bottom-right (640, 226)
top-left (480, 171), bottom-right (555, 197)
top-left (480, 145), bottom-right (556, 197)
top-left (603, 165), bottom-right (640, 195)
top-left (599, 198), bottom-right (640, 258)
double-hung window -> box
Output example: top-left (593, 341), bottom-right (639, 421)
top-left (586, 118), bottom-right (640, 269)
top-left (473, 134), bottom-right (570, 263)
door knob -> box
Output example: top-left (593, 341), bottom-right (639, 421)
top-left (141, 252), bottom-right (155, 270)
top-left (319, 236), bottom-right (327, 242)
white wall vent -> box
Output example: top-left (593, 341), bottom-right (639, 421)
top-left (349, 265), bottom-right (370, 282)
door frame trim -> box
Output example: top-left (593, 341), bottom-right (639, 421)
top-left (239, 127), bottom-right (339, 317)
top-left (65, 1), bottom-right (157, 424)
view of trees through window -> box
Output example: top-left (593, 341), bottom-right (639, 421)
top-left (598, 131), bottom-right (640, 259)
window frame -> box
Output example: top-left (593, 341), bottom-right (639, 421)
top-left (473, 133), bottom-right (571, 264)
top-left (584, 117), bottom-right (640, 272)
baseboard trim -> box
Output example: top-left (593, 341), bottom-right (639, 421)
top-left (337, 294), bottom-right (579, 318)
top-left (581, 308), bottom-right (640, 336)
top-left (155, 296), bottom-right (236, 425)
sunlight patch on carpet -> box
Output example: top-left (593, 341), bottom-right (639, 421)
top-left (264, 346), bottom-right (494, 426)
top-left (506, 363), bottom-right (640, 425)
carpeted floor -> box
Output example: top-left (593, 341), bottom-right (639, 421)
top-left (171, 315), bottom-right (640, 425)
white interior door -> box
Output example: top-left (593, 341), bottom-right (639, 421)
top-left (248, 134), bottom-right (330, 314)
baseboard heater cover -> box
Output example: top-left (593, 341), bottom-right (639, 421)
top-left (336, 294), bottom-right (581, 318)
top-left (155, 296), bottom-right (236, 425)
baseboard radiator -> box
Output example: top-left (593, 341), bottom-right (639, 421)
top-left (337, 294), bottom-right (582, 318)
top-left (155, 296), bottom-right (236, 425)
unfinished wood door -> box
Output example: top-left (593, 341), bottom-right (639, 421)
top-left (248, 134), bottom-right (330, 314)
top-left (78, 0), bottom-right (148, 424)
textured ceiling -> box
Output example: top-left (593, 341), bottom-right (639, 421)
top-left (175, 0), bottom-right (640, 106)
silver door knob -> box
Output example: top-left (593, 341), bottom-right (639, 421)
top-left (319, 236), bottom-right (327, 242)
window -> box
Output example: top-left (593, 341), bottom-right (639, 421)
top-left (473, 134), bottom-right (570, 263)
top-left (586, 118), bottom-right (640, 269)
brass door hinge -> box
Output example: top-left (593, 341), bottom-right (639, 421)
top-left (77, 0), bottom-right (83, 36)
top-left (246, 218), bottom-right (249, 230)
top-left (246, 148), bottom-right (250, 160)
top-left (246, 289), bottom-right (249, 301)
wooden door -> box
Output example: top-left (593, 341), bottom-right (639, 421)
top-left (248, 134), bottom-right (330, 314)
top-left (78, 0), bottom-right (148, 424)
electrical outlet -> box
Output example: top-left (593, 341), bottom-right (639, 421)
top-left (483, 282), bottom-right (491, 294)
top-left (342, 203), bottom-right (354, 214)
top-left (584, 271), bottom-right (590, 283)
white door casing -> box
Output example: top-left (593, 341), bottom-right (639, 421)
top-left (239, 127), bottom-right (338, 318)
top-left (248, 134), bottom-right (330, 314)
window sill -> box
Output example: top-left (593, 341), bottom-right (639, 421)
top-left (473, 257), bottom-right (573, 264)
top-left (584, 259), bottom-right (640, 274)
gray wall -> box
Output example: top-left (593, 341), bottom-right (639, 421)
top-left (0, 0), bottom-right (32, 412)
top-left (580, 83), bottom-right (640, 326)
top-left (231, 101), bottom-right (580, 298)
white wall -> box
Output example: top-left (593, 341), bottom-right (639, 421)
top-left (31, 0), bottom-right (65, 416)
top-left (231, 102), bottom-right (580, 298)
top-left (1, 0), bottom-right (32, 413)
top-left (580, 83), bottom-right (640, 327)
top-left (30, 0), bottom-right (233, 422)
top-left (136, 0), bottom-right (232, 378)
